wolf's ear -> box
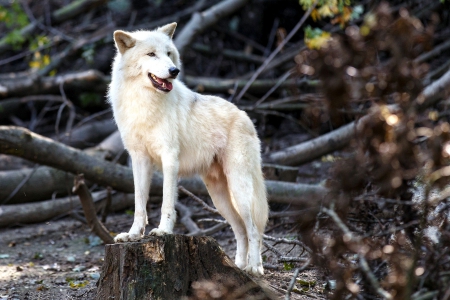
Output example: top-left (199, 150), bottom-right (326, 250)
top-left (114, 30), bottom-right (136, 54)
top-left (158, 22), bottom-right (177, 39)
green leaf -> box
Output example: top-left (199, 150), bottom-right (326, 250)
top-left (283, 262), bottom-right (295, 271)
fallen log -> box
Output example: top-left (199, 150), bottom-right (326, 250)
top-left (267, 68), bottom-right (450, 166)
top-left (0, 126), bottom-right (328, 205)
top-left (0, 191), bottom-right (106, 227)
top-left (0, 166), bottom-right (73, 204)
top-left (0, 130), bottom-right (122, 204)
top-left (96, 235), bottom-right (274, 300)
top-left (0, 69), bottom-right (316, 98)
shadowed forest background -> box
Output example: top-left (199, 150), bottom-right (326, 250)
top-left (1, 0), bottom-right (450, 299)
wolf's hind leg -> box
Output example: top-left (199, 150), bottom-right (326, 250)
top-left (202, 163), bottom-right (248, 269)
top-left (226, 168), bottom-right (265, 277)
top-left (115, 151), bottom-right (153, 243)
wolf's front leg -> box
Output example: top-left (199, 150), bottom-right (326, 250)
top-left (115, 151), bottom-right (153, 243)
top-left (150, 152), bottom-right (179, 236)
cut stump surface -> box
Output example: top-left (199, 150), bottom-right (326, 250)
top-left (96, 235), bottom-right (271, 299)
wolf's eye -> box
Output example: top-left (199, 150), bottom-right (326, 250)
top-left (167, 51), bottom-right (171, 56)
top-left (148, 52), bottom-right (155, 57)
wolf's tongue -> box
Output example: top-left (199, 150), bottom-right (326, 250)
top-left (164, 81), bottom-right (173, 91)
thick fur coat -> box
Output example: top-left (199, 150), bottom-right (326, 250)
top-left (108, 23), bottom-right (268, 276)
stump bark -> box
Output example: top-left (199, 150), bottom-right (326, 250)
top-left (96, 235), bottom-right (272, 300)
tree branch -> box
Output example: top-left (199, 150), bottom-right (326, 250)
top-left (72, 174), bottom-right (114, 244)
top-left (0, 126), bottom-right (328, 205)
top-left (174, 0), bottom-right (250, 57)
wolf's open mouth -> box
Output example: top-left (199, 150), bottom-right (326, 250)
top-left (148, 73), bottom-right (173, 92)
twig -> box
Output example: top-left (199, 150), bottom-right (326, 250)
top-left (191, 43), bottom-right (265, 64)
top-left (21, 1), bottom-right (74, 42)
top-left (101, 187), bottom-right (112, 223)
top-left (1, 163), bottom-right (39, 205)
top-left (263, 241), bottom-right (283, 257)
top-left (264, 18), bottom-right (279, 57)
top-left (279, 256), bottom-right (309, 263)
top-left (415, 39), bottom-right (450, 64)
top-left (253, 69), bottom-right (295, 107)
top-left (263, 234), bottom-right (311, 252)
top-left (174, 0), bottom-right (250, 57)
top-left (176, 202), bottom-right (229, 236)
top-left (285, 259), bottom-right (311, 300)
top-left (72, 174), bottom-right (114, 244)
top-left (322, 207), bottom-right (393, 300)
top-left (255, 109), bottom-right (317, 137)
top-left (176, 201), bottom-right (202, 235)
top-left (178, 186), bottom-right (219, 214)
top-left (234, 1), bottom-right (317, 102)
top-left (55, 82), bottom-right (75, 140)
top-left (197, 218), bottom-right (227, 224)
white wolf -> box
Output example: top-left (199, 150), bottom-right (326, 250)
top-left (108, 22), bottom-right (268, 276)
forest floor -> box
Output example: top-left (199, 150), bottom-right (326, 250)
top-left (0, 132), bottom-right (333, 300)
top-left (0, 212), bottom-right (326, 300)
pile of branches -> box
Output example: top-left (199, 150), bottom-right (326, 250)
top-left (294, 3), bottom-right (450, 299)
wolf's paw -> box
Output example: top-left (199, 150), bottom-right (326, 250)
top-left (235, 259), bottom-right (247, 270)
top-left (244, 265), bottom-right (264, 277)
top-left (114, 232), bottom-right (143, 243)
top-left (149, 228), bottom-right (172, 236)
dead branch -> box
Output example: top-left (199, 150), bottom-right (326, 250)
top-left (0, 126), bottom-right (134, 192)
top-left (266, 121), bottom-right (356, 165)
top-left (0, 126), bottom-right (329, 205)
top-left (179, 186), bottom-right (219, 215)
top-left (415, 38), bottom-right (450, 64)
top-left (72, 174), bottom-right (114, 244)
top-left (0, 69), bottom-right (108, 98)
top-left (419, 68), bottom-right (450, 109)
top-left (174, 0), bottom-right (250, 57)
top-left (0, 190), bottom-right (106, 227)
top-left (322, 207), bottom-right (393, 300)
top-left (0, 0), bottom-right (108, 54)
top-left (0, 166), bottom-right (73, 204)
top-left (285, 259), bottom-right (311, 300)
top-left (0, 130), bottom-right (123, 204)
top-left (184, 76), bottom-right (315, 94)
top-left (175, 201), bottom-right (228, 236)
top-left (101, 187), bottom-right (112, 223)
top-left (234, 2), bottom-right (316, 101)
top-left (54, 119), bottom-right (116, 149)
top-left (267, 68), bottom-right (450, 166)
top-left (191, 43), bottom-right (265, 64)
top-left (0, 70), bottom-right (316, 99)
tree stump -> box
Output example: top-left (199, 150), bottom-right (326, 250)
top-left (96, 235), bottom-right (273, 300)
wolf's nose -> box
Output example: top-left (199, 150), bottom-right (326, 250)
top-left (169, 67), bottom-right (180, 77)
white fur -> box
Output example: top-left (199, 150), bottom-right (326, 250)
top-left (108, 23), bottom-right (269, 276)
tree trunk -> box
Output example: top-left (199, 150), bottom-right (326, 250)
top-left (96, 235), bottom-right (273, 300)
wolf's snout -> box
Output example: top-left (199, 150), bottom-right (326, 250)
top-left (169, 67), bottom-right (180, 78)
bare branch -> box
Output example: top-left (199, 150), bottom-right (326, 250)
top-left (72, 174), bottom-right (114, 244)
top-left (174, 0), bottom-right (250, 57)
top-left (234, 2), bottom-right (317, 102)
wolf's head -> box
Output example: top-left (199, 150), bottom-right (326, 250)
top-left (113, 23), bottom-right (181, 93)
